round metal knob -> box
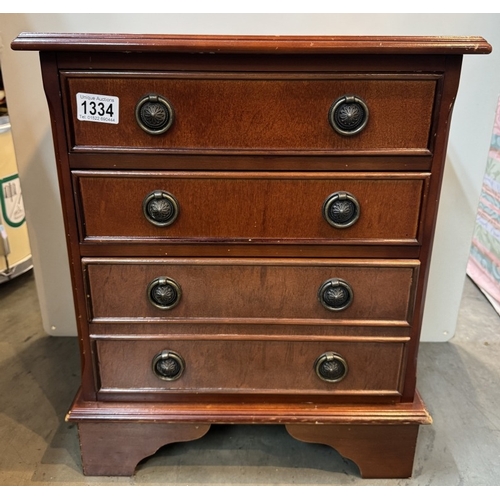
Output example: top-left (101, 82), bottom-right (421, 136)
top-left (147, 277), bottom-right (182, 310)
top-left (135, 94), bottom-right (174, 135)
top-left (329, 95), bottom-right (369, 136)
top-left (143, 190), bottom-right (179, 227)
top-left (318, 278), bottom-right (353, 311)
top-left (314, 352), bottom-right (348, 383)
top-left (152, 350), bottom-right (185, 381)
top-left (323, 191), bottom-right (360, 228)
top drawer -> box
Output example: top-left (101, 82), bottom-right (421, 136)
top-left (62, 72), bottom-right (437, 154)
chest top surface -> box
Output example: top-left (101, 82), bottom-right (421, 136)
top-left (10, 32), bottom-right (492, 54)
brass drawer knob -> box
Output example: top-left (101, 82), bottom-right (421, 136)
top-left (147, 277), bottom-right (182, 310)
top-left (329, 94), bottom-right (369, 136)
top-left (135, 94), bottom-right (175, 134)
top-left (143, 190), bottom-right (179, 227)
top-left (318, 278), bottom-right (353, 311)
top-left (314, 352), bottom-right (348, 383)
top-left (152, 350), bottom-right (185, 381)
top-left (323, 191), bottom-right (360, 228)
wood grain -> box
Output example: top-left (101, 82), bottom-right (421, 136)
top-left (78, 421), bottom-right (210, 476)
top-left (286, 423), bottom-right (420, 478)
top-left (11, 33), bottom-right (492, 54)
top-left (67, 388), bottom-right (431, 424)
top-left (64, 74), bottom-right (436, 152)
top-left (88, 322), bottom-right (411, 341)
top-left (75, 171), bottom-right (427, 244)
top-left (84, 258), bottom-right (419, 324)
top-left (68, 152), bottom-right (434, 171)
top-left (95, 338), bottom-right (406, 397)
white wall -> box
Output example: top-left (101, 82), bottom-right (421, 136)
top-left (0, 13), bottom-right (499, 340)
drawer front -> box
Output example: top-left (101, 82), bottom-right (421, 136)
top-left (95, 339), bottom-right (406, 397)
top-left (64, 73), bottom-right (436, 153)
top-left (75, 172), bottom-right (426, 244)
top-left (85, 259), bottom-right (419, 325)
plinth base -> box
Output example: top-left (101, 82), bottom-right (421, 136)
top-left (67, 391), bottom-right (431, 478)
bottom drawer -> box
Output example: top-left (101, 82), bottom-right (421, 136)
top-left (95, 339), bottom-right (406, 400)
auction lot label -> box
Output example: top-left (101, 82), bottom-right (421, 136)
top-left (76, 93), bottom-right (119, 124)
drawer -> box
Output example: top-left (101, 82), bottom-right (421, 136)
top-left (84, 258), bottom-right (419, 325)
top-left (95, 338), bottom-right (406, 398)
top-left (74, 171), bottom-right (428, 245)
top-left (63, 72), bottom-right (437, 153)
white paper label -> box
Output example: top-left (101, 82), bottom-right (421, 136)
top-left (76, 93), bottom-right (119, 124)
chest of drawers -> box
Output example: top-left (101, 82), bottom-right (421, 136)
top-left (12, 33), bottom-right (491, 479)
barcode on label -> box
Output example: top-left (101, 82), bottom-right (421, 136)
top-left (76, 93), bottom-right (119, 124)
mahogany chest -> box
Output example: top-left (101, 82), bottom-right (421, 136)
top-left (11, 33), bottom-right (491, 478)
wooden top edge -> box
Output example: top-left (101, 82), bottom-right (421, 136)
top-left (11, 32), bottom-right (492, 54)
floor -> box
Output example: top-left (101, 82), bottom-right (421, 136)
top-left (1, 270), bottom-right (499, 486)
